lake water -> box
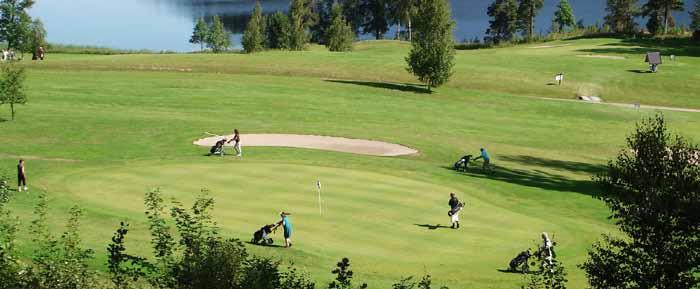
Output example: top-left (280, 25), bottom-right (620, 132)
top-left (31, 0), bottom-right (693, 52)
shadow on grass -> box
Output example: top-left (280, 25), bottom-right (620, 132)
top-left (247, 241), bottom-right (286, 248)
top-left (414, 224), bottom-right (452, 230)
top-left (498, 155), bottom-right (606, 175)
top-left (496, 269), bottom-right (535, 275)
top-left (325, 79), bottom-right (431, 94)
top-left (447, 161), bottom-right (599, 196)
top-left (627, 69), bottom-right (651, 74)
top-left (576, 38), bottom-right (700, 57)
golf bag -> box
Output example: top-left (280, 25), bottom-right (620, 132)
top-left (447, 202), bottom-right (465, 216)
top-left (650, 64), bottom-right (659, 73)
top-left (453, 155), bottom-right (473, 172)
top-left (209, 139), bottom-right (226, 156)
top-left (251, 224), bottom-right (275, 245)
top-left (509, 250), bottom-right (532, 273)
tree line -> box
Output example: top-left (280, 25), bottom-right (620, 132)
top-left (193, 0), bottom-right (456, 91)
top-left (486, 0), bottom-right (700, 44)
top-left (190, 0), bottom-right (425, 54)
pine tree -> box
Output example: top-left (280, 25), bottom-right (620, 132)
top-left (405, 0), bottom-right (455, 91)
top-left (390, 0), bottom-right (416, 40)
top-left (486, 0), bottom-right (518, 44)
top-left (342, 0), bottom-right (364, 35)
top-left (604, 0), bottom-right (640, 34)
top-left (207, 16), bottom-right (231, 53)
top-left (516, 0), bottom-right (544, 40)
top-left (266, 11), bottom-right (291, 49)
top-left (310, 0), bottom-right (334, 44)
top-left (361, 0), bottom-right (390, 39)
top-left (327, 2), bottom-right (354, 52)
top-left (692, 0), bottom-right (700, 31)
top-left (646, 10), bottom-right (664, 34)
top-left (643, 0), bottom-right (684, 34)
top-left (190, 18), bottom-right (209, 51)
top-left (242, 2), bottom-right (266, 53)
top-left (553, 0), bottom-right (575, 32)
top-left (265, 11), bottom-right (290, 49)
top-left (287, 0), bottom-right (316, 50)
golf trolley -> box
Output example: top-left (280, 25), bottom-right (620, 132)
top-left (209, 139), bottom-right (227, 157)
top-left (508, 249), bottom-right (532, 273)
top-left (453, 155), bottom-right (473, 172)
top-left (251, 224), bottom-right (276, 246)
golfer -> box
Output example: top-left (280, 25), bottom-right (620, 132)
top-left (274, 212), bottom-right (293, 247)
top-left (227, 129), bottom-right (241, 157)
top-left (448, 193), bottom-right (462, 229)
top-left (474, 148), bottom-right (492, 173)
top-left (540, 232), bottom-right (554, 267)
top-left (17, 159), bottom-right (27, 192)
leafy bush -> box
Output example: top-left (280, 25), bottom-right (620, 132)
top-left (328, 258), bottom-right (367, 289)
top-left (582, 115), bottom-right (700, 289)
top-left (0, 176), bottom-right (22, 289)
top-left (28, 195), bottom-right (96, 289)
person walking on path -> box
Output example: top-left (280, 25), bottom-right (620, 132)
top-left (474, 147), bottom-right (493, 173)
top-left (227, 129), bottom-right (242, 157)
top-left (17, 159), bottom-right (27, 192)
top-left (274, 212), bottom-right (293, 247)
top-left (448, 193), bottom-right (463, 229)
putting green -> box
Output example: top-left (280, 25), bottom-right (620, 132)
top-left (41, 161), bottom-right (587, 288)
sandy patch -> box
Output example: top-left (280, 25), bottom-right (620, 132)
top-left (527, 44), bottom-right (571, 49)
top-left (193, 134), bottom-right (418, 157)
top-left (577, 54), bottom-right (626, 60)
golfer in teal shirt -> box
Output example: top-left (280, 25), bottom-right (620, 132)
top-left (474, 148), bottom-right (493, 173)
top-left (275, 212), bottom-right (293, 248)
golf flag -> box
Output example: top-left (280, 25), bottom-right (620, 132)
top-left (317, 180), bottom-right (322, 216)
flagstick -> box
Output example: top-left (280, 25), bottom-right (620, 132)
top-left (317, 180), bottom-right (322, 216)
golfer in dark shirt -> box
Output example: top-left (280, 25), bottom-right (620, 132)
top-left (17, 159), bottom-right (27, 192)
top-left (448, 193), bottom-right (462, 229)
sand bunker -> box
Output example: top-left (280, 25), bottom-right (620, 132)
top-left (577, 54), bottom-right (626, 60)
top-left (193, 134), bottom-right (418, 157)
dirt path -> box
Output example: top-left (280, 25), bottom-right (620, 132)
top-left (193, 134), bottom-right (418, 157)
top-left (536, 97), bottom-right (700, 113)
top-left (576, 54), bottom-right (626, 60)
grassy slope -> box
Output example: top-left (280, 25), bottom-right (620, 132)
top-left (1, 38), bottom-right (699, 288)
top-left (26, 38), bottom-right (700, 108)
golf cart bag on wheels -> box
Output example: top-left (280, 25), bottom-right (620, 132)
top-left (453, 155), bottom-right (473, 172)
top-left (508, 250), bottom-right (532, 273)
top-left (251, 224), bottom-right (275, 245)
top-left (209, 139), bottom-right (227, 156)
